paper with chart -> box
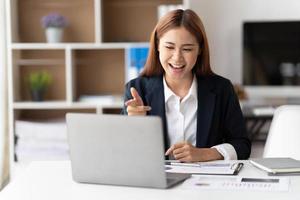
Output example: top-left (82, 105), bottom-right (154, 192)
top-left (180, 175), bottom-right (290, 191)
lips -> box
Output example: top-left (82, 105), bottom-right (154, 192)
top-left (169, 63), bottom-right (185, 69)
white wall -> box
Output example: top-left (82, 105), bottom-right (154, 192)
top-left (190, 0), bottom-right (300, 84)
top-left (0, 1), bottom-right (5, 190)
top-left (0, 0), bottom-right (8, 189)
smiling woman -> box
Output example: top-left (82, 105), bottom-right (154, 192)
top-left (122, 9), bottom-right (251, 163)
top-left (0, 0), bottom-right (9, 191)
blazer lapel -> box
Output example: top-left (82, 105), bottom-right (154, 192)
top-left (144, 76), bottom-right (169, 150)
top-left (196, 76), bottom-right (216, 147)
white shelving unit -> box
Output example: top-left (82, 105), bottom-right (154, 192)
top-left (6, 0), bottom-right (186, 166)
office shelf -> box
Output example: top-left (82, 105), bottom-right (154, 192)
top-left (6, 0), bottom-right (185, 164)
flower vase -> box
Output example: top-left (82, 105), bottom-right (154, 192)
top-left (45, 27), bottom-right (63, 43)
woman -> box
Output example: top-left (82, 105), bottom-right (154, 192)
top-left (122, 9), bottom-right (251, 162)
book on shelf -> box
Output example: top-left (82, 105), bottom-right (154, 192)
top-left (252, 106), bottom-right (275, 116)
top-left (250, 157), bottom-right (300, 175)
top-left (157, 4), bottom-right (184, 19)
top-left (126, 47), bottom-right (149, 81)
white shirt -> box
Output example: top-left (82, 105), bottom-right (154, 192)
top-left (163, 76), bottom-right (237, 160)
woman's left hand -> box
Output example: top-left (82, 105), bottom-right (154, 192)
top-left (165, 142), bottom-right (224, 162)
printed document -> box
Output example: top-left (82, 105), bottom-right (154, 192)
top-left (181, 175), bottom-right (290, 191)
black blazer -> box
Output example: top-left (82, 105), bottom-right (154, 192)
top-left (122, 74), bottom-right (251, 159)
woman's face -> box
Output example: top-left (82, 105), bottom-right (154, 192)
top-left (158, 26), bottom-right (200, 83)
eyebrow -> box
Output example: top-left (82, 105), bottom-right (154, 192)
top-left (164, 42), bottom-right (196, 47)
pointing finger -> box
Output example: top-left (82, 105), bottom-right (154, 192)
top-left (130, 87), bottom-right (143, 106)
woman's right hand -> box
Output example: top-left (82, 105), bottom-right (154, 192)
top-left (125, 87), bottom-right (151, 116)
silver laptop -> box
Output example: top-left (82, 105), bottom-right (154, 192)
top-left (66, 113), bottom-right (190, 189)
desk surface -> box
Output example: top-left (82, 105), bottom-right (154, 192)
top-left (1, 160), bottom-right (300, 200)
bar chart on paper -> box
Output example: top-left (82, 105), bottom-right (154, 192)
top-left (181, 175), bottom-right (290, 191)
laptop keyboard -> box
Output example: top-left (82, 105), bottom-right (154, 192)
top-left (166, 172), bottom-right (190, 187)
top-left (167, 177), bottom-right (177, 184)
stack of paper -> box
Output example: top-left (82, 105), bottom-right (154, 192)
top-left (165, 161), bottom-right (243, 175)
top-left (15, 119), bottom-right (69, 163)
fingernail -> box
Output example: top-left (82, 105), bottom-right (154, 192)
top-left (165, 149), bottom-right (170, 155)
top-left (145, 106), bottom-right (151, 111)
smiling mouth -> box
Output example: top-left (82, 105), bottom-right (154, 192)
top-left (169, 63), bottom-right (185, 69)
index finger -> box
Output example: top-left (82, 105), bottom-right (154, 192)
top-left (165, 142), bottom-right (185, 155)
top-left (130, 87), bottom-right (143, 106)
top-left (165, 146), bottom-right (174, 156)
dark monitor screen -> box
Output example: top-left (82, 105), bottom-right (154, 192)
top-left (243, 21), bottom-right (300, 86)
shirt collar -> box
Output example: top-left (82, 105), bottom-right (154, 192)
top-left (163, 77), bottom-right (175, 103)
top-left (163, 75), bottom-right (198, 103)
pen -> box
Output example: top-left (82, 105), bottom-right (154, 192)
top-left (201, 163), bottom-right (231, 167)
top-left (166, 162), bottom-right (231, 168)
top-left (170, 162), bottom-right (200, 167)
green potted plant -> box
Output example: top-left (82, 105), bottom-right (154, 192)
top-left (28, 71), bottom-right (52, 101)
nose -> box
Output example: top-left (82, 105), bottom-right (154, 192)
top-left (172, 49), bottom-right (183, 62)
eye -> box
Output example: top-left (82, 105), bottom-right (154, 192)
top-left (165, 46), bottom-right (174, 50)
top-left (183, 48), bottom-right (192, 52)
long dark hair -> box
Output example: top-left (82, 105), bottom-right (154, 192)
top-left (140, 9), bottom-right (213, 76)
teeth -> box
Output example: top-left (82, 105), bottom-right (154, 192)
top-left (169, 63), bottom-right (184, 69)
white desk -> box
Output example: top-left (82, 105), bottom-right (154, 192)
top-left (1, 160), bottom-right (300, 200)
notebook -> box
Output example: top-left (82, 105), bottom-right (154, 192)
top-left (66, 113), bottom-right (190, 189)
top-left (250, 157), bottom-right (300, 175)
